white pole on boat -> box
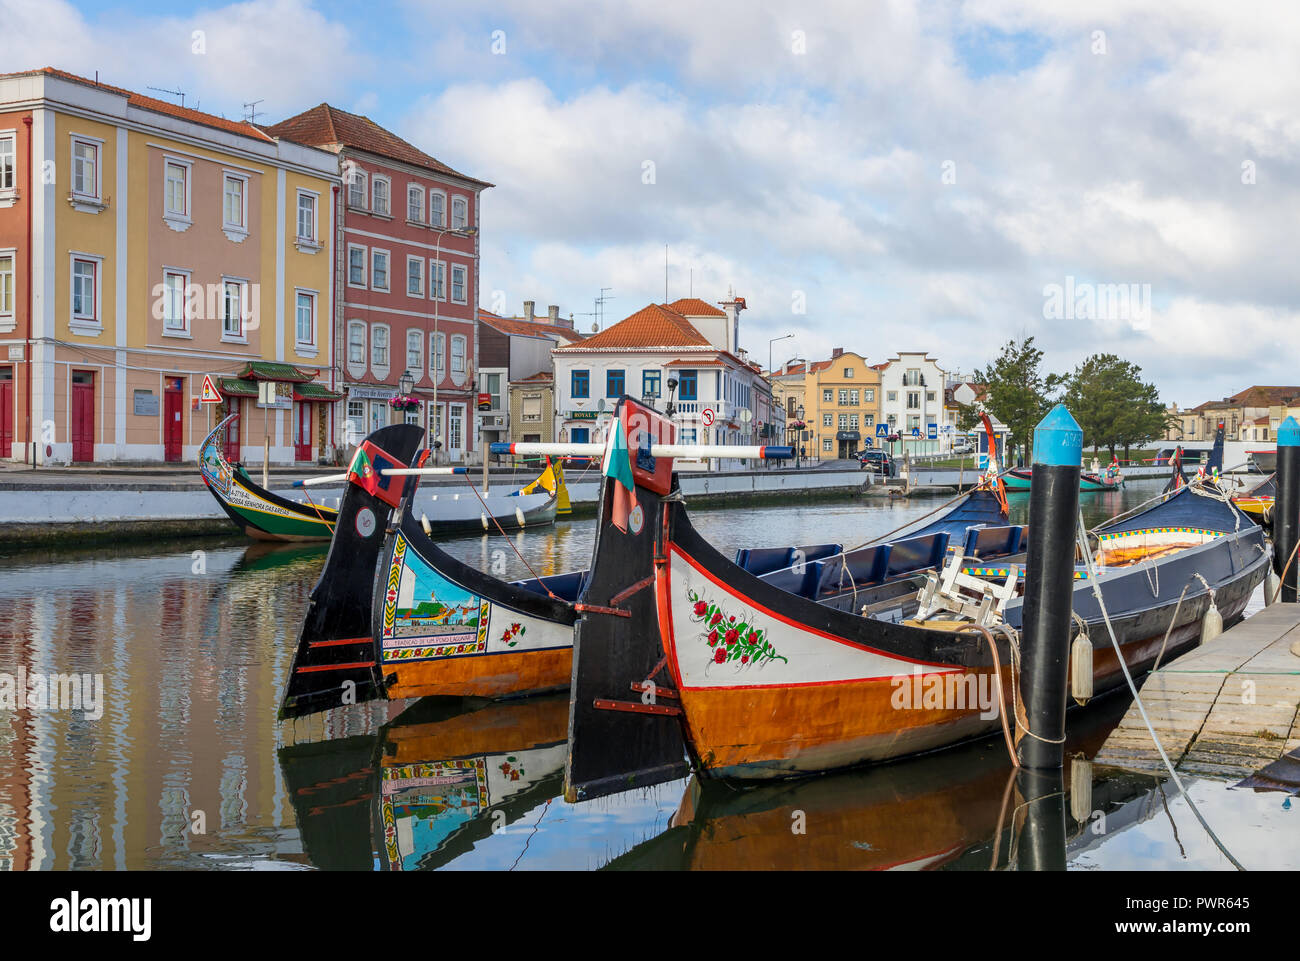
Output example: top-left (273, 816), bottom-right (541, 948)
top-left (489, 442), bottom-right (794, 460)
top-left (291, 466), bottom-right (470, 488)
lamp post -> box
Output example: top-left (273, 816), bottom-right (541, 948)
top-left (796, 404), bottom-right (805, 468)
top-left (665, 377), bottom-right (679, 419)
top-left (768, 333), bottom-right (793, 383)
top-left (398, 369), bottom-right (414, 398)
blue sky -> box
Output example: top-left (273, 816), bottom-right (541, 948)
top-left (6, 0), bottom-right (1300, 406)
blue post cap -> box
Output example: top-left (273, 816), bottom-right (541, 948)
top-left (1279, 416), bottom-right (1300, 448)
top-left (1032, 404), bottom-right (1083, 467)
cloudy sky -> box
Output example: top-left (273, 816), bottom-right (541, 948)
top-left (5, 0), bottom-right (1298, 406)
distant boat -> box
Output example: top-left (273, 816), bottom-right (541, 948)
top-left (1001, 466), bottom-right (1122, 492)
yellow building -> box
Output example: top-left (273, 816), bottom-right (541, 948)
top-left (0, 69), bottom-right (341, 465)
top-left (769, 348), bottom-right (882, 460)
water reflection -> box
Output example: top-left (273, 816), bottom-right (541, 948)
top-left (0, 480), bottom-right (1291, 870)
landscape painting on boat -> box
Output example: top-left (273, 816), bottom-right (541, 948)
top-left (381, 534), bottom-right (491, 659)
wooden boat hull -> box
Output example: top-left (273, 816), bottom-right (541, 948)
top-left (1004, 467), bottom-right (1121, 492)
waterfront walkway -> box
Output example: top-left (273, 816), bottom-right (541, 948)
top-left (1095, 603), bottom-right (1300, 779)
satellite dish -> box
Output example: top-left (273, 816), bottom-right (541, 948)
top-left (738, 408), bottom-right (752, 424)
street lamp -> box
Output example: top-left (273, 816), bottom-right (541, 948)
top-left (796, 404), bottom-right (805, 468)
top-left (399, 369), bottom-right (414, 397)
top-left (768, 333), bottom-right (793, 382)
top-left (665, 377), bottom-right (679, 418)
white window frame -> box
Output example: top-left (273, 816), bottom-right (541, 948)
top-left (346, 166), bottom-right (367, 209)
top-left (295, 189), bottom-right (319, 245)
top-left (0, 132), bottom-right (15, 196)
top-left (347, 244), bottom-right (368, 288)
top-left (450, 334), bottom-right (466, 374)
top-left (222, 171), bottom-right (249, 240)
top-left (406, 329), bottom-right (424, 375)
top-left (451, 195), bottom-right (468, 229)
top-left (450, 264), bottom-right (467, 304)
top-left (160, 266), bottom-right (191, 337)
top-left (430, 331), bottom-right (445, 375)
top-left (162, 156), bottom-right (192, 227)
top-left (69, 253), bottom-right (103, 332)
top-left (221, 276), bottom-right (250, 342)
top-left (347, 321), bottom-right (366, 369)
top-left (407, 184), bottom-right (424, 223)
top-left (295, 288), bottom-right (318, 353)
top-left (371, 323), bottom-right (391, 374)
top-left (428, 259), bottom-right (445, 301)
top-left (371, 248), bottom-right (390, 292)
top-left (0, 248), bottom-right (14, 323)
top-left (371, 175), bottom-right (391, 217)
top-left (429, 189), bottom-right (446, 228)
top-left (70, 135), bottom-right (102, 201)
top-left (406, 255), bottom-right (424, 297)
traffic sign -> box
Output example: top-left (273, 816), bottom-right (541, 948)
top-left (926, 423), bottom-right (938, 440)
top-left (911, 427), bottom-right (921, 437)
top-left (200, 374), bottom-right (223, 404)
top-left (702, 407), bottom-right (715, 427)
top-left (875, 423), bottom-right (888, 438)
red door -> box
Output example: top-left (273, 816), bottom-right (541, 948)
top-left (0, 367), bottom-right (13, 458)
top-left (71, 370), bottom-right (94, 462)
top-left (164, 378), bottom-right (184, 463)
top-left (295, 402), bottom-right (312, 461)
top-left (224, 399), bottom-right (241, 461)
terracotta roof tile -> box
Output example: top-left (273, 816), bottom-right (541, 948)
top-left (4, 68), bottom-right (274, 142)
top-left (665, 297), bottom-right (726, 317)
top-left (556, 304), bottom-right (711, 351)
top-left (510, 371), bottom-right (554, 384)
top-left (479, 313), bottom-right (585, 343)
top-left (266, 103), bottom-right (493, 187)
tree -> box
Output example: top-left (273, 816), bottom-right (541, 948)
top-left (1061, 354), bottom-right (1169, 460)
top-left (974, 336), bottom-right (1057, 462)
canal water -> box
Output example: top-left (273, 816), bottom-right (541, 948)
top-left (0, 479), bottom-right (1295, 870)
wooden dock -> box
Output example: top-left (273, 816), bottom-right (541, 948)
top-left (1094, 603), bottom-right (1300, 779)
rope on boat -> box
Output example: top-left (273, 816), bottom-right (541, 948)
top-left (299, 487), bottom-right (336, 535)
top-left (1075, 509), bottom-right (1247, 871)
top-left (996, 622), bottom-right (1067, 747)
top-left (459, 474), bottom-right (561, 601)
top-left (1150, 573), bottom-right (1214, 675)
top-left (1270, 537), bottom-right (1300, 606)
top-left (957, 624), bottom-right (1019, 769)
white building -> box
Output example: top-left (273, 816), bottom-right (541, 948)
top-left (878, 352), bottom-right (955, 455)
top-left (551, 296), bottom-right (769, 470)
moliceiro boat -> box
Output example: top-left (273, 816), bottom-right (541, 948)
top-left (565, 399), bottom-right (1268, 798)
top-left (1002, 465), bottom-right (1122, 492)
top-left (198, 413), bottom-right (567, 541)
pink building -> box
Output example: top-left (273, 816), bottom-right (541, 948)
top-left (268, 105), bottom-right (492, 461)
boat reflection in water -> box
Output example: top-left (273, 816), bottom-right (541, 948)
top-left (281, 695), bottom-right (567, 871)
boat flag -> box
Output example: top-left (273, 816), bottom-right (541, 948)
top-left (347, 444), bottom-right (378, 494)
top-left (601, 417), bottom-right (638, 533)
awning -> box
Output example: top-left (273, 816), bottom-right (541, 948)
top-left (836, 430), bottom-right (861, 440)
top-left (237, 361), bottom-right (317, 383)
top-left (219, 377), bottom-right (259, 398)
top-left (294, 382), bottom-right (344, 402)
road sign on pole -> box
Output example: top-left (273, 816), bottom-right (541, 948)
top-left (200, 374), bottom-right (223, 404)
top-left (926, 423), bottom-right (938, 440)
top-left (701, 408), bottom-right (715, 427)
top-left (876, 423), bottom-right (888, 438)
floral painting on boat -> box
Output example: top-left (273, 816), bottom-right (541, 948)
top-left (686, 588), bottom-right (787, 668)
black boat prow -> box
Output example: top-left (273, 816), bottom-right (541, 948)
top-left (280, 424), bottom-right (424, 720)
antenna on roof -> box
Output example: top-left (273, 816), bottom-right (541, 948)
top-left (147, 85), bottom-right (186, 107)
top-left (242, 100), bottom-right (265, 124)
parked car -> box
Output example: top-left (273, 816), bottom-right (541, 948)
top-left (952, 437), bottom-right (975, 454)
top-left (857, 449), bottom-right (894, 475)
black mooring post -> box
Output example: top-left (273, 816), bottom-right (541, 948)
top-left (1014, 767), bottom-right (1067, 871)
top-left (1018, 404), bottom-right (1082, 769)
top-left (1276, 416), bottom-right (1300, 603)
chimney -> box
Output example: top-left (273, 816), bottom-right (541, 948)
top-left (547, 304), bottom-right (559, 324)
top-left (832, 347), bottom-right (844, 359)
top-left (719, 294), bottom-right (746, 355)
top-left (523, 301), bottom-right (535, 323)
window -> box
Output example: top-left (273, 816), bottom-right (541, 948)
top-left (450, 335), bottom-right (466, 373)
top-left (372, 326), bottom-right (389, 368)
top-left (823, 438), bottom-right (833, 452)
top-left (348, 322), bottom-right (365, 365)
top-left (450, 264), bottom-right (466, 303)
top-left (572, 369), bottom-right (590, 398)
top-left (372, 177), bottom-right (390, 216)
top-left (222, 280), bottom-right (246, 339)
top-left (451, 195), bottom-right (467, 229)
top-left (904, 369), bottom-right (922, 386)
top-left (822, 388), bottom-right (833, 403)
top-left (348, 245), bottom-right (367, 286)
top-left (71, 138), bottom-right (99, 198)
top-left (407, 330), bottom-right (423, 372)
top-left (838, 389), bottom-right (849, 405)
top-left (522, 395), bottom-right (542, 422)
top-left (863, 413), bottom-right (874, 427)
top-left (164, 160), bottom-right (188, 217)
top-left (0, 134), bottom-right (14, 191)
top-left (678, 370), bottom-right (698, 400)
top-left (481, 372), bottom-right (502, 410)
top-left (607, 369), bottom-right (625, 397)
top-left (864, 389), bottom-right (875, 403)
top-left (296, 192), bottom-right (317, 242)
top-left (161, 269), bottom-right (187, 332)
top-left (849, 414), bottom-right (859, 430)
top-left (926, 391), bottom-right (936, 403)
top-left (886, 391), bottom-right (897, 403)
top-left (407, 184), bottom-right (424, 222)
top-left (222, 174), bottom-right (247, 229)
top-left (347, 399), bottom-right (364, 425)
top-left (907, 392), bottom-right (920, 410)
top-left (838, 414), bottom-right (848, 429)
top-left (643, 370), bottom-right (661, 397)
top-left (406, 256), bottom-right (423, 297)
top-left (907, 415), bottom-right (920, 431)
top-left (844, 367), bottom-right (854, 378)
top-left (429, 260), bottom-right (445, 300)
top-left (371, 250), bottom-right (389, 291)
top-left (347, 167), bottom-right (367, 208)
top-left (428, 332), bottom-right (446, 375)
top-left (295, 290), bottom-right (316, 347)
top-left (0, 253), bottom-right (12, 318)
top-left (429, 190), bottom-right (445, 227)
top-left (822, 413), bottom-right (833, 428)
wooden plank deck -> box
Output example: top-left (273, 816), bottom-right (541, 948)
top-left (1094, 603), bottom-right (1300, 778)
